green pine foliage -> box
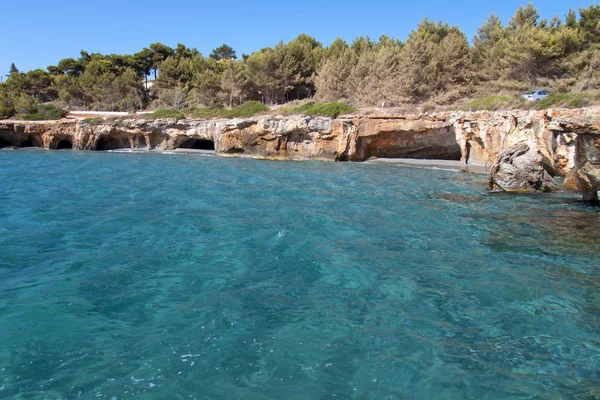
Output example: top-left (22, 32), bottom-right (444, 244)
top-left (2, 3), bottom-right (600, 119)
top-left (17, 104), bottom-right (67, 121)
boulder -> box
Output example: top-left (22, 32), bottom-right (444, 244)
top-left (488, 143), bottom-right (557, 192)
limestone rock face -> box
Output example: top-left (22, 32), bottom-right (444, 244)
top-left (217, 117), bottom-right (356, 161)
top-left (0, 120), bottom-right (61, 148)
top-left (575, 133), bottom-right (600, 201)
top-left (488, 143), bottom-right (557, 192)
top-left (350, 115), bottom-right (461, 161)
top-left (450, 107), bottom-right (600, 176)
top-left (451, 110), bottom-right (558, 175)
top-left (2, 107), bottom-right (600, 200)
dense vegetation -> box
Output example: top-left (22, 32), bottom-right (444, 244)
top-left (1, 3), bottom-right (599, 119)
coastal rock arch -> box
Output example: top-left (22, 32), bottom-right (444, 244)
top-left (19, 139), bottom-right (35, 148)
top-left (146, 130), bottom-right (165, 149)
top-left (130, 134), bottom-right (148, 149)
top-left (19, 134), bottom-right (43, 148)
top-left (95, 134), bottom-right (131, 151)
top-left (47, 136), bottom-right (74, 150)
top-left (56, 140), bottom-right (73, 150)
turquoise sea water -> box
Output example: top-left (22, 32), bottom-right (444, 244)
top-left (0, 150), bottom-right (599, 400)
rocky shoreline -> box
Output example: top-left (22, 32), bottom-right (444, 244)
top-left (1, 107), bottom-right (599, 200)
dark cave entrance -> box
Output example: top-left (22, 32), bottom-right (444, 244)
top-left (96, 136), bottom-right (130, 151)
top-left (178, 138), bottom-right (215, 150)
top-left (20, 140), bottom-right (35, 148)
top-left (0, 137), bottom-right (12, 148)
top-left (57, 140), bottom-right (73, 150)
top-left (358, 128), bottom-right (463, 161)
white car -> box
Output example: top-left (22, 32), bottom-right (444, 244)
top-left (522, 90), bottom-right (550, 101)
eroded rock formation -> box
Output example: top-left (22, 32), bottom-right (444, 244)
top-left (1, 106), bottom-right (600, 200)
top-left (350, 114), bottom-right (460, 161)
top-left (488, 143), bottom-right (557, 192)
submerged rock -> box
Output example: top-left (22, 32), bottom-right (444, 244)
top-left (488, 143), bottom-right (557, 192)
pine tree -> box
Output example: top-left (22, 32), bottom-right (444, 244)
top-left (210, 44), bottom-right (237, 61)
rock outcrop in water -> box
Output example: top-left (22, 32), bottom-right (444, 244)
top-left (488, 143), bottom-right (557, 192)
top-left (1, 107), bottom-right (599, 200)
top-left (451, 107), bottom-right (600, 200)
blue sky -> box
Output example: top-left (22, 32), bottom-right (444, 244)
top-left (0, 0), bottom-right (590, 77)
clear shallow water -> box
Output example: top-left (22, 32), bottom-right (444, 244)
top-left (0, 150), bottom-right (599, 400)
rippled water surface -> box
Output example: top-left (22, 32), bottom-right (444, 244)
top-left (0, 150), bottom-right (599, 400)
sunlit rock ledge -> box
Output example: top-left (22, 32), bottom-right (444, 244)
top-left (1, 107), bottom-right (599, 199)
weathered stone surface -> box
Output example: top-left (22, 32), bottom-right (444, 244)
top-left (488, 143), bottom-right (557, 192)
top-left (350, 115), bottom-right (460, 161)
top-left (217, 117), bottom-right (356, 161)
top-left (451, 110), bottom-right (557, 175)
top-left (451, 107), bottom-right (600, 199)
top-left (0, 120), bottom-right (52, 148)
top-left (574, 133), bottom-right (600, 201)
top-left (2, 107), bottom-right (600, 200)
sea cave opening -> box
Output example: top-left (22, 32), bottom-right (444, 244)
top-left (177, 138), bottom-right (215, 150)
top-left (57, 140), bottom-right (73, 150)
top-left (360, 129), bottom-right (462, 161)
top-left (0, 137), bottom-right (12, 148)
top-left (20, 140), bottom-right (34, 148)
top-left (96, 136), bottom-right (130, 151)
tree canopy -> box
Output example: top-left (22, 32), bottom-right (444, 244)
top-left (1, 3), bottom-right (599, 119)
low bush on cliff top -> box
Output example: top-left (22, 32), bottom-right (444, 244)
top-left (18, 104), bottom-right (67, 121)
top-left (461, 95), bottom-right (516, 111)
top-left (290, 102), bottom-right (355, 118)
top-left (461, 91), bottom-right (600, 111)
top-left (527, 92), bottom-right (600, 110)
top-left (146, 108), bottom-right (185, 119)
top-left (81, 117), bottom-right (104, 125)
top-left (187, 101), bottom-right (269, 119)
top-left (187, 108), bottom-right (223, 119)
top-left (224, 101), bottom-right (269, 118)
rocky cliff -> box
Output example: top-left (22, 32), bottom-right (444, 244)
top-left (1, 107), bottom-right (599, 199)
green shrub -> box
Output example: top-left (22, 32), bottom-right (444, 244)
top-left (0, 102), bottom-right (13, 119)
top-left (291, 101), bottom-right (355, 118)
top-left (81, 117), bottom-right (104, 125)
top-left (187, 101), bottom-right (269, 119)
top-left (147, 108), bottom-right (185, 119)
top-left (223, 101), bottom-right (269, 118)
top-left (527, 92), bottom-right (600, 110)
top-left (18, 104), bottom-right (67, 121)
top-left (529, 93), bottom-right (569, 109)
top-left (187, 108), bottom-right (223, 119)
top-left (462, 95), bottom-right (511, 111)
